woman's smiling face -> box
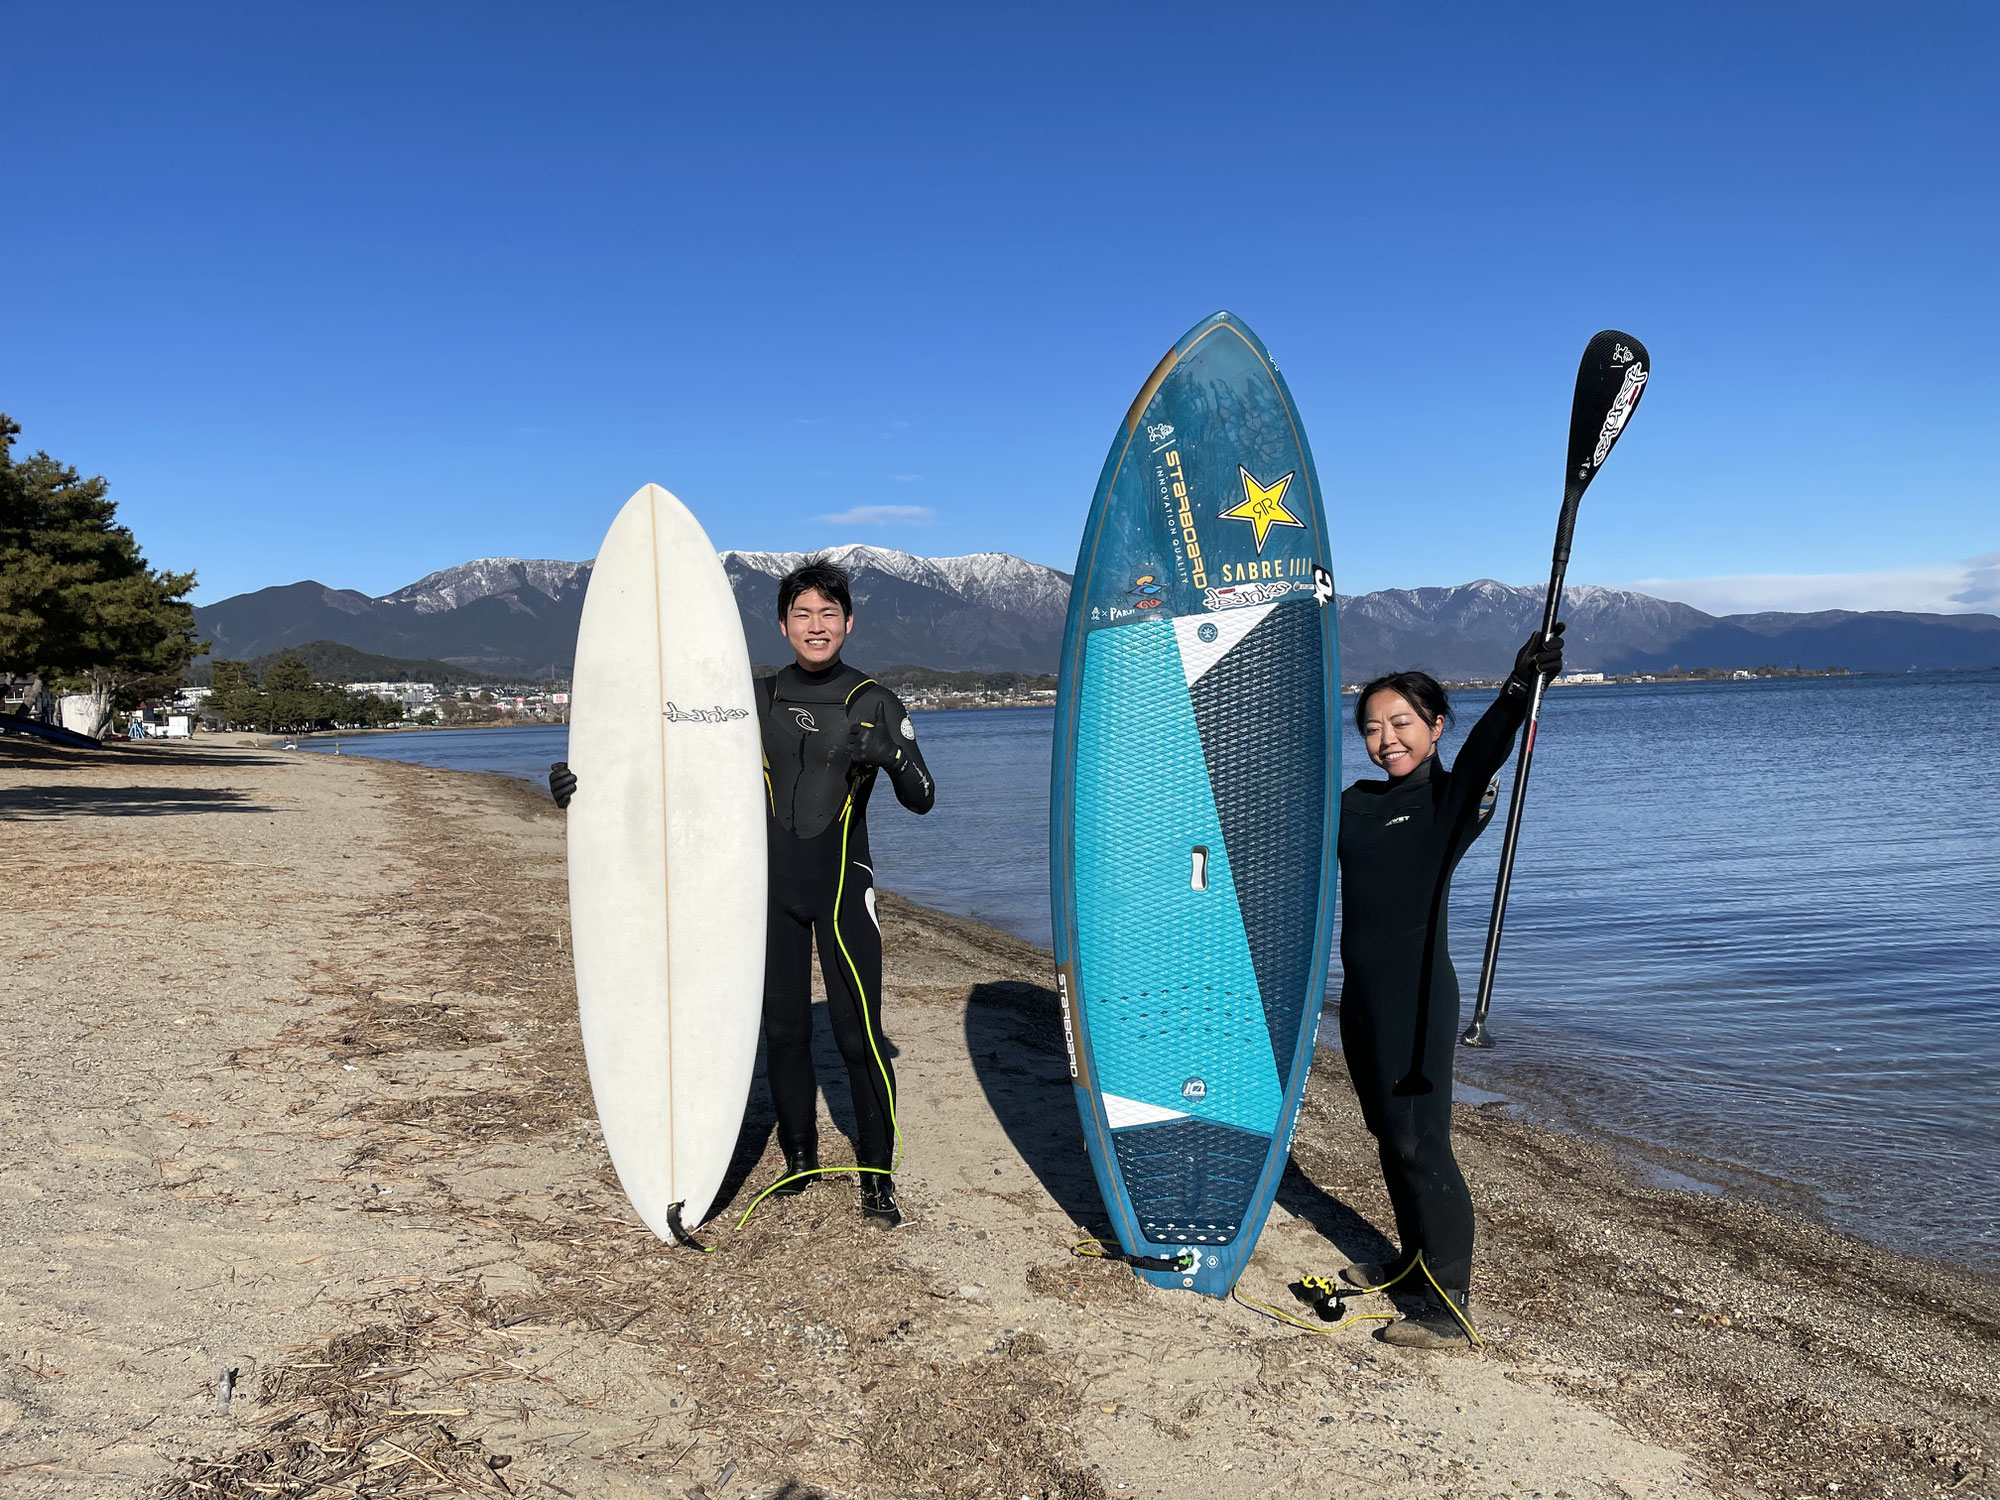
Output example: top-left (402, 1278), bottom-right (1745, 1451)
top-left (1361, 688), bottom-right (1446, 777)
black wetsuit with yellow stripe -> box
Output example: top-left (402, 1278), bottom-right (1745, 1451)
top-left (757, 661), bottom-right (934, 1170)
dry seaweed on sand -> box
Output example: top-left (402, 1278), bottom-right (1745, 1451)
top-left (40, 747), bottom-right (1992, 1500)
top-left (1024, 1260), bottom-right (1146, 1311)
top-left (1286, 1072), bottom-right (2000, 1500)
top-left (158, 1292), bottom-right (520, 1499)
top-left (159, 1175), bottom-right (1110, 1500)
top-left (322, 992), bottom-right (508, 1058)
top-left (857, 1332), bottom-right (1105, 1500)
top-left (354, 1081), bottom-right (582, 1145)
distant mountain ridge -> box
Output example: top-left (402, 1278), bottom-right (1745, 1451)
top-left (382, 558), bottom-right (592, 616)
top-left (191, 551), bottom-right (2000, 679)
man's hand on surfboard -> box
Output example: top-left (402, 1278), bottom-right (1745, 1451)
top-left (549, 761), bottom-right (577, 808)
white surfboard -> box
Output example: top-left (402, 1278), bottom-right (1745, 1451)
top-left (566, 484), bottom-right (766, 1237)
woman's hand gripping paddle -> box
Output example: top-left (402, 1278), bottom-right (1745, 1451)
top-left (1461, 331), bottom-right (1652, 1049)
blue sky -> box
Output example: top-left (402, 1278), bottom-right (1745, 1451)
top-left (4, 3), bottom-right (1993, 611)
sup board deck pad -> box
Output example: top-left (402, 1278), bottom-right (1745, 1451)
top-left (1052, 312), bottom-right (1339, 1297)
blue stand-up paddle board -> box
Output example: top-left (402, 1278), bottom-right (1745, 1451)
top-left (1051, 311), bottom-right (1338, 1297)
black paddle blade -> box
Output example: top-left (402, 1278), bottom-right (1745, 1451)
top-left (1565, 330), bottom-right (1651, 500)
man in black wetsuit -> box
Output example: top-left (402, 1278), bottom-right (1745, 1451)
top-left (753, 560), bottom-right (934, 1226)
top-left (549, 559), bottom-right (933, 1229)
top-left (1335, 625), bottom-right (1562, 1347)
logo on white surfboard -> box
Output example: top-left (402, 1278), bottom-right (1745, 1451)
top-left (663, 702), bottom-right (750, 723)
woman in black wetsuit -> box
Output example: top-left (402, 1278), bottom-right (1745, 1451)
top-left (1335, 625), bottom-right (1563, 1347)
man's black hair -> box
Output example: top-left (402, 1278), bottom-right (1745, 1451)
top-left (777, 558), bottom-right (853, 619)
top-left (1355, 670), bottom-right (1453, 737)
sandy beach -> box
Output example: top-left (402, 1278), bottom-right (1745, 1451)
top-left (2, 738), bottom-right (1994, 1500)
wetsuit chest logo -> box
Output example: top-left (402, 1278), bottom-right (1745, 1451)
top-left (788, 708), bottom-right (819, 733)
top-left (1385, 814), bottom-right (1412, 827)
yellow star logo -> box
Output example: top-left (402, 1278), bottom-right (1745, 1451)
top-left (1219, 467), bottom-right (1304, 553)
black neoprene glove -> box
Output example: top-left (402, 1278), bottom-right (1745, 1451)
top-left (841, 717), bottom-right (907, 772)
top-left (1505, 621), bottom-right (1566, 696)
top-left (549, 761), bottom-right (577, 808)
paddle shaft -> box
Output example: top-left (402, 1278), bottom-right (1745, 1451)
top-left (1461, 493), bottom-right (1578, 1049)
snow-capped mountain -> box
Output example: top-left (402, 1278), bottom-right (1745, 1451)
top-left (718, 545), bottom-right (1071, 670)
top-left (1338, 580), bottom-right (1719, 680)
top-left (381, 558), bottom-right (593, 616)
top-left (191, 553), bottom-right (2000, 679)
top-left (723, 545), bottom-right (1072, 623)
top-left (192, 546), bottom-right (1077, 675)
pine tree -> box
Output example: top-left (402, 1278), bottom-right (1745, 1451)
top-left (0, 414), bottom-right (202, 734)
top-left (208, 660), bottom-right (258, 727)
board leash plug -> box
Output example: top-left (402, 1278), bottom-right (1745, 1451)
top-left (1072, 1239), bottom-right (1199, 1276)
top-left (664, 1202), bottom-right (711, 1254)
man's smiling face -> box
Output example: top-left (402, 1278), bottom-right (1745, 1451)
top-left (781, 587), bottom-right (851, 668)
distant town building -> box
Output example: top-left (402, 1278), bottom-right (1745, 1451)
top-left (348, 680), bottom-right (438, 698)
top-left (1555, 671), bottom-right (1606, 685)
top-left (347, 681), bottom-right (438, 714)
top-left (128, 709), bottom-right (195, 739)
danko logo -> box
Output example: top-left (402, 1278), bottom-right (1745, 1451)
top-left (664, 702), bottom-right (750, 723)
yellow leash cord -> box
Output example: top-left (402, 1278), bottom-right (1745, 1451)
top-left (1231, 1251), bottom-right (1483, 1346)
top-left (1232, 1285), bottom-right (1397, 1336)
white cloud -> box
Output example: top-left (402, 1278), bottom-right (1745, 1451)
top-left (1616, 556), bottom-right (1996, 616)
top-left (1951, 552), bottom-right (2000, 609)
top-left (815, 504), bottom-right (935, 526)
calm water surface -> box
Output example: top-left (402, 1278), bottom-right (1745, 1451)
top-left (300, 674), bottom-right (2000, 1269)
top-left (298, 724), bottom-right (571, 780)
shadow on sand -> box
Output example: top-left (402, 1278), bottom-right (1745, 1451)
top-left (0, 739), bottom-right (271, 769)
top-left (962, 979), bottom-right (1116, 1235)
top-left (0, 783), bottom-right (280, 820)
top-left (708, 1007), bottom-right (904, 1224)
top-left (964, 978), bottom-right (1404, 1273)
top-left (1275, 1157), bottom-right (1399, 1268)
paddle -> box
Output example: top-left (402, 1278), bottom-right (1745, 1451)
top-left (1461, 331), bottom-right (1652, 1049)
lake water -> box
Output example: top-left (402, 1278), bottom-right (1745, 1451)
top-left (298, 672), bottom-right (2000, 1270)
